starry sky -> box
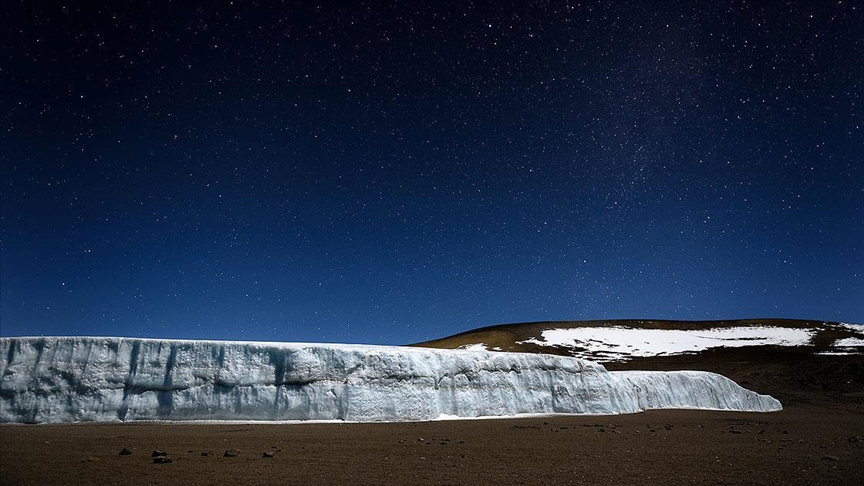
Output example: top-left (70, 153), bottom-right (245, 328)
top-left (1, 1), bottom-right (862, 345)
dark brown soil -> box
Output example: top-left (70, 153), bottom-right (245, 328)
top-left (2, 406), bottom-right (862, 485)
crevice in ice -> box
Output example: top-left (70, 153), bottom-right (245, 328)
top-left (5, 342), bottom-right (16, 369)
top-left (156, 344), bottom-right (178, 417)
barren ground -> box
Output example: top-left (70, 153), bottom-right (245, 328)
top-left (1, 406), bottom-right (863, 485)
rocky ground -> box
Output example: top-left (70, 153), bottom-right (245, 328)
top-left (1, 406), bottom-right (862, 485)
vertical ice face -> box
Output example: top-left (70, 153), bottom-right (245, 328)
top-left (0, 337), bottom-right (781, 423)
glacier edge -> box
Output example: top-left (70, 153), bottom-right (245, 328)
top-left (0, 337), bottom-right (781, 424)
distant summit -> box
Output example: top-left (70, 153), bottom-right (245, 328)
top-left (413, 319), bottom-right (863, 362)
top-left (414, 319), bottom-right (864, 408)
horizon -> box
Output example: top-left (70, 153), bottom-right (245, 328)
top-left (1, 317), bottom-right (861, 347)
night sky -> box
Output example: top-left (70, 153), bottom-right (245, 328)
top-left (1, 1), bottom-right (862, 345)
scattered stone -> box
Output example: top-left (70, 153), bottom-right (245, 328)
top-left (82, 456), bottom-right (98, 463)
top-left (730, 429), bottom-right (743, 434)
top-left (201, 452), bottom-right (210, 456)
top-left (224, 449), bottom-right (240, 457)
top-left (151, 450), bottom-right (168, 458)
top-left (153, 456), bottom-right (172, 464)
top-left (822, 455), bottom-right (840, 461)
top-left (262, 451), bottom-right (275, 458)
top-left (118, 448), bottom-right (133, 456)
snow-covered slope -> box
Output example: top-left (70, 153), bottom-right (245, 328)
top-left (518, 326), bottom-right (816, 360)
top-left (421, 320), bottom-right (864, 362)
top-left (0, 337), bottom-right (780, 424)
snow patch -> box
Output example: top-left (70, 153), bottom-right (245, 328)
top-left (520, 326), bottom-right (815, 361)
top-left (832, 322), bottom-right (864, 333)
top-left (0, 336), bottom-right (780, 423)
top-left (457, 343), bottom-right (489, 351)
top-left (834, 337), bottom-right (864, 347)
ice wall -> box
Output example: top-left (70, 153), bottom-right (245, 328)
top-left (0, 337), bottom-right (781, 423)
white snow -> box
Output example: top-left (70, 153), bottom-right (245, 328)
top-left (0, 336), bottom-right (780, 424)
top-left (457, 343), bottom-right (489, 352)
top-left (833, 322), bottom-right (864, 333)
top-left (519, 326), bottom-right (816, 361)
top-left (834, 337), bottom-right (864, 347)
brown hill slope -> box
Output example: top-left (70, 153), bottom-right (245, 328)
top-left (413, 319), bottom-right (864, 410)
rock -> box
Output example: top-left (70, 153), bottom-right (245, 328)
top-left (262, 451), bottom-right (275, 458)
top-left (151, 450), bottom-right (168, 457)
top-left (152, 456), bottom-right (173, 464)
top-left (224, 449), bottom-right (240, 457)
top-left (822, 455), bottom-right (840, 461)
top-left (119, 448), bottom-right (133, 455)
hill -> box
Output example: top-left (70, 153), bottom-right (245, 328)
top-left (413, 319), bottom-right (864, 409)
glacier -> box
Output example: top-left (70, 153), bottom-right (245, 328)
top-left (0, 337), bottom-right (781, 424)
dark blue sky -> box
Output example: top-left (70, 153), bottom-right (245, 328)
top-left (1, 1), bottom-right (862, 345)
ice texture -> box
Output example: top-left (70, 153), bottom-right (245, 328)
top-left (0, 337), bottom-right (781, 424)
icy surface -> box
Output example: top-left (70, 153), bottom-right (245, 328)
top-left (0, 337), bottom-right (780, 424)
top-left (457, 343), bottom-right (490, 351)
top-left (834, 337), bottom-right (864, 347)
top-left (520, 326), bottom-right (816, 361)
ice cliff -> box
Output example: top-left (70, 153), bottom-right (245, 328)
top-left (0, 337), bottom-right (781, 423)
